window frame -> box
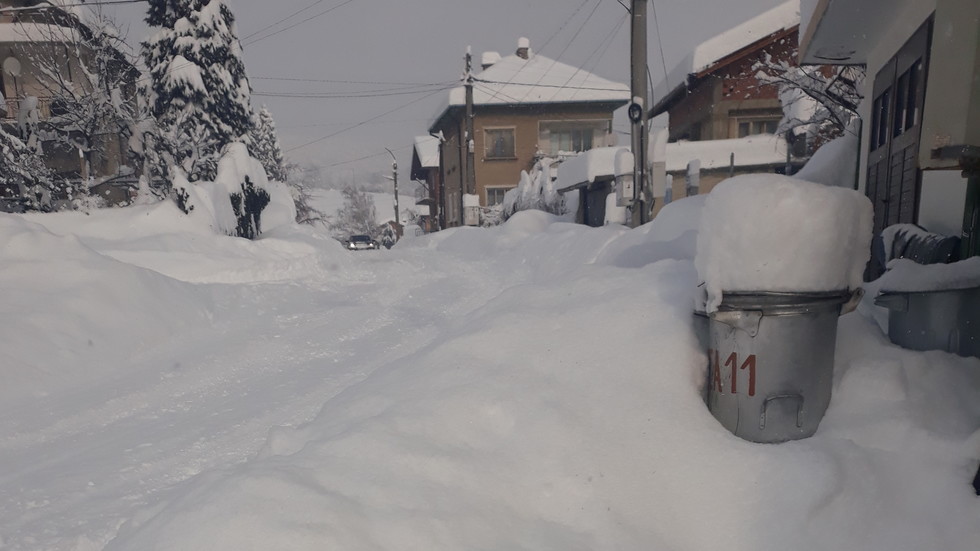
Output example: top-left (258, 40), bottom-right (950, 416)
top-left (538, 119), bottom-right (611, 156)
top-left (485, 186), bottom-right (510, 206)
top-left (483, 126), bottom-right (517, 160)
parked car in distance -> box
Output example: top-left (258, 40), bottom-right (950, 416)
top-left (345, 235), bottom-right (380, 250)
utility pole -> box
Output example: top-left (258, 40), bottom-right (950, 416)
top-left (463, 46), bottom-right (476, 224)
top-left (630, 0), bottom-right (649, 227)
top-left (385, 148), bottom-right (400, 226)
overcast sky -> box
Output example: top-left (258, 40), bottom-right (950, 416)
top-left (110, 0), bottom-right (784, 183)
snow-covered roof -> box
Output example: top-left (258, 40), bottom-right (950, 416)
top-left (431, 39), bottom-right (629, 129)
top-left (664, 134), bottom-right (788, 173)
top-left (654, 0), bottom-right (800, 101)
top-left (555, 147), bottom-right (630, 191)
top-left (413, 135), bottom-right (439, 169)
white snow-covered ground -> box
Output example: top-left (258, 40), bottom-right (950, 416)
top-left (1, 194), bottom-right (978, 550)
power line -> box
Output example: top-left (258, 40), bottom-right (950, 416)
top-left (548, 11), bottom-right (630, 102)
top-left (240, 0), bottom-right (326, 40)
top-left (473, 77), bottom-right (627, 93)
top-left (284, 87), bottom-right (445, 154)
top-left (326, 143), bottom-right (413, 168)
top-left (243, 0), bottom-right (358, 47)
top-left (514, 0), bottom-right (603, 104)
top-left (649, 0), bottom-right (671, 92)
top-left (279, 117), bottom-right (430, 130)
top-left (253, 83), bottom-right (454, 99)
top-left (252, 76), bottom-right (456, 87)
top-left (0, 0), bottom-right (147, 12)
top-left (481, 0), bottom-right (592, 105)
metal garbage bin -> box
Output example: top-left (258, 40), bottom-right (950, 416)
top-left (706, 290), bottom-right (859, 443)
top-left (874, 285), bottom-right (980, 358)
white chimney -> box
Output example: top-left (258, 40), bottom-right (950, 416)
top-left (481, 51), bottom-right (501, 70)
top-left (516, 37), bottom-right (531, 60)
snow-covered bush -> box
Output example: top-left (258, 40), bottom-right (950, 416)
top-left (497, 157), bottom-right (565, 224)
top-left (172, 143), bottom-right (294, 238)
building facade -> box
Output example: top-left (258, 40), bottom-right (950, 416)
top-left (800, 0), bottom-right (979, 263)
top-left (0, 0), bottom-right (138, 206)
top-left (427, 38), bottom-right (630, 227)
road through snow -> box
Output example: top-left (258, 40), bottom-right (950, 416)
top-left (0, 244), bottom-right (502, 550)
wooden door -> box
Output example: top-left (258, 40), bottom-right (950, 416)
top-left (866, 20), bottom-right (931, 277)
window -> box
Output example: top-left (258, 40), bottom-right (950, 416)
top-left (551, 128), bottom-right (593, 154)
top-left (539, 120), bottom-right (609, 155)
top-left (737, 119), bottom-right (779, 138)
top-left (486, 187), bottom-right (509, 206)
top-left (485, 128), bottom-right (515, 159)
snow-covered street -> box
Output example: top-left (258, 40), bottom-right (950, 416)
top-left (1, 197), bottom-right (978, 550)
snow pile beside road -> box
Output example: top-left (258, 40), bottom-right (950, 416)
top-left (0, 215), bottom-right (213, 403)
top-left (105, 202), bottom-right (979, 551)
top-left (695, 174), bottom-right (873, 311)
top-left (1, 192), bottom-right (978, 551)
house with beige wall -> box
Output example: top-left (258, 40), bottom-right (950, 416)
top-left (0, 0), bottom-right (138, 206)
top-left (427, 38), bottom-right (630, 227)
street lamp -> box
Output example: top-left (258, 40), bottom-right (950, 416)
top-left (385, 148), bottom-right (400, 226)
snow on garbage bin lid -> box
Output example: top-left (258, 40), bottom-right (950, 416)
top-left (695, 174), bottom-right (873, 312)
top-left (877, 257), bottom-right (980, 294)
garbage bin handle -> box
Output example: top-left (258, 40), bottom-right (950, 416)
top-left (873, 292), bottom-right (909, 312)
top-left (840, 288), bottom-right (864, 316)
top-left (760, 393), bottom-right (805, 430)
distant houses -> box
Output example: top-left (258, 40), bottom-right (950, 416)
top-left (419, 37), bottom-right (630, 228)
top-left (649, 0), bottom-right (808, 210)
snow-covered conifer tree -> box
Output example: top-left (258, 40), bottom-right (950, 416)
top-left (329, 185), bottom-right (378, 239)
top-left (248, 106), bottom-right (287, 182)
top-left (142, 0), bottom-right (253, 184)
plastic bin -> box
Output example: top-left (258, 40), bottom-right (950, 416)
top-left (874, 286), bottom-right (980, 358)
top-left (706, 290), bottom-right (859, 443)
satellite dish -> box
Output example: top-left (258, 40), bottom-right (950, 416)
top-left (3, 57), bottom-right (22, 77)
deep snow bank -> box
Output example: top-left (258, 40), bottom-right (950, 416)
top-left (0, 214), bottom-right (213, 403)
top-left (104, 204), bottom-right (980, 551)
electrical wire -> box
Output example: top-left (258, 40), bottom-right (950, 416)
top-left (240, 0), bottom-right (326, 40)
top-left (479, 0), bottom-right (592, 105)
top-left (514, 0), bottom-right (603, 104)
top-left (548, 11), bottom-right (629, 102)
top-left (284, 87), bottom-right (446, 153)
top-left (243, 0), bottom-right (358, 47)
top-left (0, 0), bottom-right (147, 12)
top-left (473, 77), bottom-right (626, 93)
top-left (253, 82), bottom-right (455, 99)
top-left (326, 143), bottom-right (413, 168)
top-left (252, 76), bottom-right (457, 87)
top-left (649, 0), bottom-right (671, 92)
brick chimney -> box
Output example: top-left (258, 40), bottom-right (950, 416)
top-left (516, 37), bottom-right (531, 60)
